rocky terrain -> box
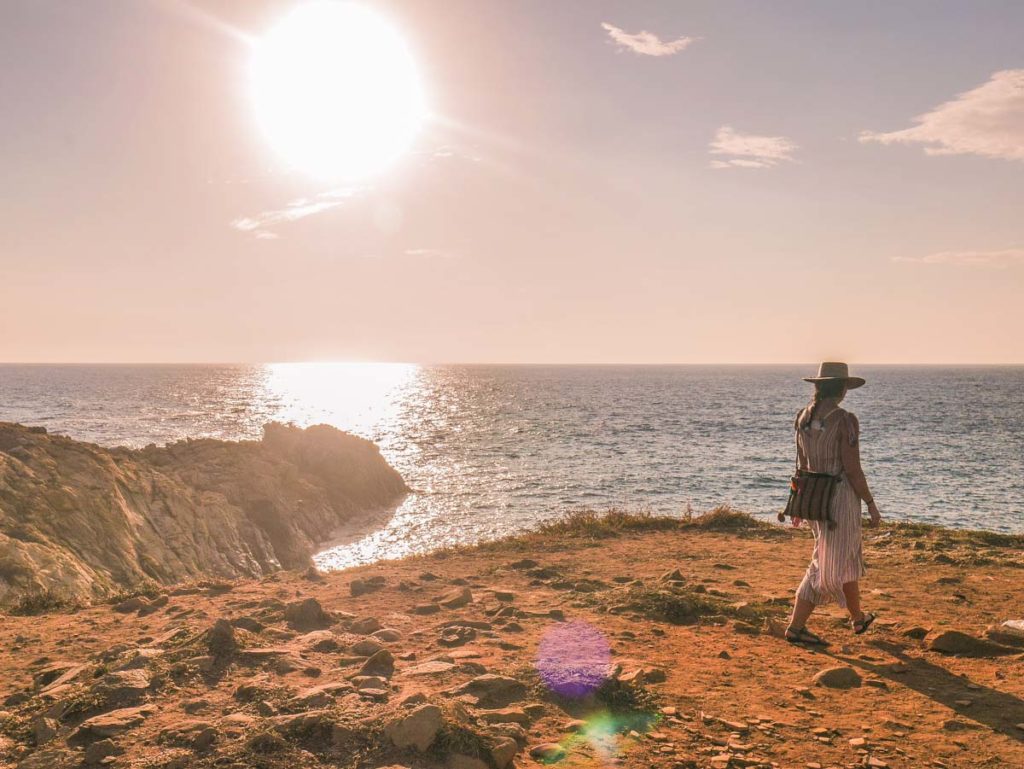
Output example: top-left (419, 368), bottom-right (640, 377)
top-left (1, 508), bottom-right (1022, 769)
top-left (0, 422), bottom-right (408, 607)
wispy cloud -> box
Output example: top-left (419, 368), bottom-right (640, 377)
top-left (860, 69), bottom-right (1024, 162)
top-left (404, 248), bottom-right (454, 259)
top-left (231, 187), bottom-right (361, 238)
top-left (709, 126), bottom-right (798, 169)
top-left (894, 248), bottom-right (1024, 267)
top-left (601, 22), bottom-right (696, 57)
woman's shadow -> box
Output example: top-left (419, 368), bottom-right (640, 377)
top-left (820, 638), bottom-right (1024, 742)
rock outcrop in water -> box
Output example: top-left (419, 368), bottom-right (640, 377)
top-left (0, 422), bottom-right (408, 606)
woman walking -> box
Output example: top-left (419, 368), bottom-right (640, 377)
top-left (785, 362), bottom-right (882, 645)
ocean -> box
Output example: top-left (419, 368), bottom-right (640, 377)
top-left (1, 364), bottom-right (1021, 568)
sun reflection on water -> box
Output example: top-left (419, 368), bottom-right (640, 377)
top-left (263, 361), bottom-right (418, 437)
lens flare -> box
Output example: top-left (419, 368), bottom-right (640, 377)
top-left (536, 620), bottom-right (612, 699)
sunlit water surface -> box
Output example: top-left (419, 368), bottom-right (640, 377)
top-left (1, 364), bottom-right (1021, 568)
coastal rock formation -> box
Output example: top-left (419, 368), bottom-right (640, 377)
top-left (0, 422), bottom-right (407, 606)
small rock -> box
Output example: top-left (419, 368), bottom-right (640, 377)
top-left (383, 703), bottom-right (443, 752)
top-left (439, 587), bottom-right (473, 609)
top-left (351, 638), bottom-right (385, 657)
top-left (902, 626), bottom-right (929, 640)
top-left (440, 626), bottom-right (477, 647)
top-left (490, 736), bottom-right (519, 769)
top-left (373, 628), bottom-right (402, 642)
top-left (73, 705), bottom-right (156, 740)
top-left (350, 616), bottom-right (382, 635)
top-left (33, 716), bottom-right (59, 745)
top-left (813, 666), bottom-right (862, 689)
top-left (454, 675), bottom-right (527, 707)
top-left (357, 649), bottom-right (395, 678)
top-left (413, 603), bottom-right (441, 615)
top-left (480, 708), bottom-right (530, 725)
top-left (284, 598), bottom-right (333, 630)
top-left (84, 738), bottom-right (123, 764)
top-left (207, 619), bottom-right (237, 657)
top-left (529, 743), bottom-right (567, 762)
top-left (928, 630), bottom-right (1017, 657)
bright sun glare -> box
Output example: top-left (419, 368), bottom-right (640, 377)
top-left (251, 2), bottom-right (426, 181)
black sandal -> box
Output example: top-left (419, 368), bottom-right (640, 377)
top-left (852, 612), bottom-right (876, 635)
top-left (785, 626), bottom-right (829, 646)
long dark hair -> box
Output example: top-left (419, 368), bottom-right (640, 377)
top-left (799, 379), bottom-right (846, 431)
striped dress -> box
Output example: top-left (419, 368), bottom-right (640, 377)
top-left (794, 405), bottom-right (866, 608)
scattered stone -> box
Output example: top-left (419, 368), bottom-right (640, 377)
top-left (902, 626), bottom-right (930, 640)
top-left (490, 736), bottom-right (519, 769)
top-left (405, 660), bottom-right (457, 677)
top-left (284, 598), bottom-right (333, 630)
top-left (350, 616), bottom-right (382, 635)
top-left (350, 576), bottom-right (386, 596)
top-left (73, 705), bottom-right (156, 740)
top-left (413, 602), bottom-right (441, 615)
top-left (439, 587), bottom-right (473, 609)
top-left (454, 675), bottom-right (527, 707)
top-left (440, 626), bottom-right (477, 647)
top-left (33, 716), bottom-right (59, 745)
top-left (529, 743), bottom-right (567, 762)
top-left (813, 667), bottom-right (862, 689)
top-left (351, 638), bottom-right (386, 657)
top-left (207, 619), bottom-right (237, 657)
top-left (357, 649), bottom-right (395, 678)
top-left (374, 627), bottom-right (402, 642)
top-left (480, 707), bottom-right (531, 725)
top-left (160, 719), bottom-right (219, 750)
top-left (928, 630), bottom-right (1017, 657)
top-left (383, 703), bottom-right (443, 752)
top-left (113, 596), bottom-right (148, 613)
top-left (83, 738), bottom-right (123, 764)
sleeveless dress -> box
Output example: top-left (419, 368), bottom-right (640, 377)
top-left (794, 405), bottom-right (866, 608)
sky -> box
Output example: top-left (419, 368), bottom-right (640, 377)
top-left (1, 0), bottom-right (1022, 364)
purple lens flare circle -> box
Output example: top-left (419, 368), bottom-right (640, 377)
top-left (536, 620), bottom-right (612, 698)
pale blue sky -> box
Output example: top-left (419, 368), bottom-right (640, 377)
top-left (2, 1), bottom-right (1022, 362)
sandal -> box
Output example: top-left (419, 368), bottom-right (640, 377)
top-left (852, 612), bottom-right (876, 635)
top-left (785, 626), bottom-right (829, 646)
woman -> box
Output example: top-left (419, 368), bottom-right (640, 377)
top-left (785, 362), bottom-right (882, 645)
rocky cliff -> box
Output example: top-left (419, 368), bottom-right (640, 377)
top-left (0, 422), bottom-right (408, 606)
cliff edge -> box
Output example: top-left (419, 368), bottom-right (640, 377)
top-left (0, 422), bottom-right (408, 606)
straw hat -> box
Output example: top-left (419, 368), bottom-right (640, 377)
top-left (803, 361), bottom-right (865, 389)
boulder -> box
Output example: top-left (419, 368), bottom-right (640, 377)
top-left (383, 703), bottom-right (443, 752)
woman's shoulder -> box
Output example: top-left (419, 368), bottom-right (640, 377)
top-left (836, 408), bottom-right (860, 445)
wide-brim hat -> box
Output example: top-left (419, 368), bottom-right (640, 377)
top-left (803, 361), bottom-right (865, 389)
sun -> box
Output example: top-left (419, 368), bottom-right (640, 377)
top-left (250, 2), bottom-right (426, 181)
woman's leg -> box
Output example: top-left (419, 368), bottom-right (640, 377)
top-left (842, 581), bottom-right (864, 622)
top-left (788, 597), bottom-right (816, 631)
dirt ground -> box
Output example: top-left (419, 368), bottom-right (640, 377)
top-left (1, 514), bottom-right (1022, 769)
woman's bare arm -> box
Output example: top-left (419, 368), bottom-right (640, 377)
top-left (840, 413), bottom-right (881, 525)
